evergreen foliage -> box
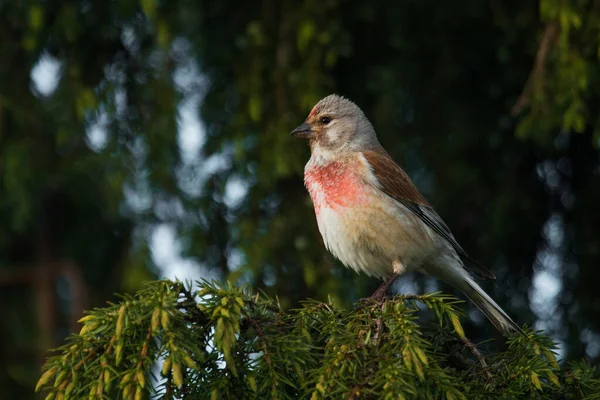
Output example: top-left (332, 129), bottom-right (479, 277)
top-left (36, 280), bottom-right (600, 399)
top-left (3, 0), bottom-right (600, 396)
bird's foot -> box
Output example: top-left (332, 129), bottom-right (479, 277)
top-left (356, 295), bottom-right (392, 309)
top-left (359, 288), bottom-right (390, 304)
top-left (356, 273), bottom-right (401, 307)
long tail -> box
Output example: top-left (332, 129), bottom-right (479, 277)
top-left (461, 275), bottom-right (523, 335)
top-left (432, 264), bottom-right (524, 336)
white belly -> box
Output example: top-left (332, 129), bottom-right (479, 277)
top-left (315, 198), bottom-right (438, 279)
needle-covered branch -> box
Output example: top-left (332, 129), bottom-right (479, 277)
top-left (36, 280), bottom-right (600, 399)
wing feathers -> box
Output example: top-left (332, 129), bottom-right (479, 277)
top-left (362, 149), bottom-right (429, 206)
top-left (362, 149), bottom-right (495, 280)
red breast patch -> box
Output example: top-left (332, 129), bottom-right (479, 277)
top-left (304, 161), bottom-right (366, 213)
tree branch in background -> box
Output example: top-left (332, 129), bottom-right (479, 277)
top-left (0, 260), bottom-right (86, 368)
top-left (511, 22), bottom-right (559, 116)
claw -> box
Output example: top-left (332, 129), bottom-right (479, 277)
top-left (355, 273), bottom-right (400, 308)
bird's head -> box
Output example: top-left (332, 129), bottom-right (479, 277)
top-left (291, 94), bottom-right (381, 157)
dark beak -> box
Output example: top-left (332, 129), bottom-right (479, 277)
top-left (290, 122), bottom-right (314, 139)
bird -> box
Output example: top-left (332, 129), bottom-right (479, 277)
top-left (290, 94), bottom-right (523, 336)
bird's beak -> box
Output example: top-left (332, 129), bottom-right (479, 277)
top-left (290, 122), bottom-right (314, 139)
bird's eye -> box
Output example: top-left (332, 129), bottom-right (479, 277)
top-left (320, 116), bottom-right (332, 124)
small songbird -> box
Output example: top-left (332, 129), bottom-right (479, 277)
top-left (291, 94), bottom-right (522, 335)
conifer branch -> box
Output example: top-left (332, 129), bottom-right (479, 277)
top-left (459, 336), bottom-right (493, 382)
top-left (33, 280), bottom-right (600, 399)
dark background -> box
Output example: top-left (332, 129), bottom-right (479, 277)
top-left (1, 0), bottom-right (599, 397)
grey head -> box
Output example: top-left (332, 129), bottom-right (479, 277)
top-left (290, 94), bottom-right (382, 156)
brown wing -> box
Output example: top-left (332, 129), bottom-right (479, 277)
top-left (362, 149), bottom-right (495, 280)
top-left (362, 149), bottom-right (430, 207)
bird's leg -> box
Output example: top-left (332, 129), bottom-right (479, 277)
top-left (369, 273), bottom-right (400, 302)
top-left (358, 260), bottom-right (405, 305)
top-left (368, 259), bottom-right (405, 301)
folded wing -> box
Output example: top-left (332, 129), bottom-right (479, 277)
top-left (362, 149), bottom-right (495, 280)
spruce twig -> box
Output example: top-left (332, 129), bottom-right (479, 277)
top-left (249, 318), bottom-right (273, 370)
top-left (459, 336), bottom-right (493, 382)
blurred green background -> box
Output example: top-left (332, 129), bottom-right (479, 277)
top-left (1, 0), bottom-right (599, 397)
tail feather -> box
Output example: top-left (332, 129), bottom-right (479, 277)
top-left (432, 262), bottom-right (524, 336)
top-left (460, 274), bottom-right (524, 336)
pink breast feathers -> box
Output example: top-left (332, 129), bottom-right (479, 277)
top-left (304, 161), bottom-right (367, 213)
